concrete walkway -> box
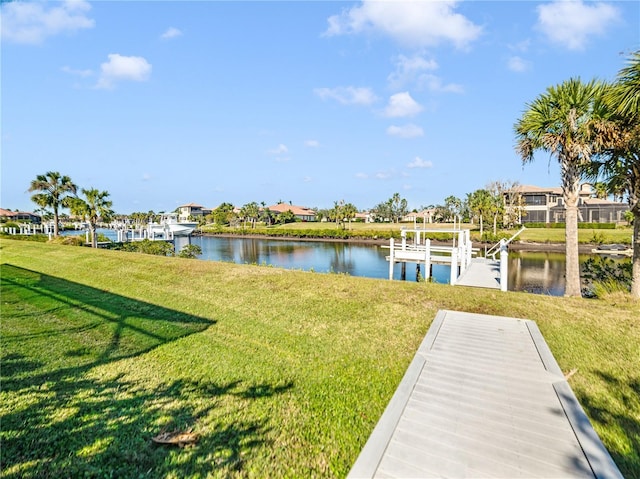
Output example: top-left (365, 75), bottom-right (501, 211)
top-left (348, 310), bottom-right (622, 479)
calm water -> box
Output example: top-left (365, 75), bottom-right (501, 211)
top-left (84, 230), bottom-right (628, 296)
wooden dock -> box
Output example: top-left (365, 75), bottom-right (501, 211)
top-left (348, 310), bottom-right (622, 479)
top-left (455, 258), bottom-right (502, 290)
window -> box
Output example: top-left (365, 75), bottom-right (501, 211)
top-left (524, 194), bottom-right (547, 206)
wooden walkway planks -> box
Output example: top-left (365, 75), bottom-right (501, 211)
top-left (455, 258), bottom-right (501, 289)
top-left (348, 310), bottom-right (623, 479)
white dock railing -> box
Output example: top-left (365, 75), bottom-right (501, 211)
top-left (383, 228), bottom-right (476, 284)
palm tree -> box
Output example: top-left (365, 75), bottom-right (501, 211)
top-left (68, 188), bottom-right (114, 248)
top-left (467, 189), bottom-right (493, 237)
top-left (343, 202), bottom-right (358, 229)
top-left (593, 51), bottom-right (640, 297)
top-left (515, 78), bottom-right (609, 297)
top-left (28, 171), bottom-right (77, 236)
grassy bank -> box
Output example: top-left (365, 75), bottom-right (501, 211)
top-left (200, 222), bottom-right (634, 245)
top-left (1, 239), bottom-right (638, 478)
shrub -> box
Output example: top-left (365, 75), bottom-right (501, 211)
top-left (117, 239), bottom-right (175, 256)
top-left (581, 256), bottom-right (632, 298)
top-left (178, 244), bottom-right (202, 259)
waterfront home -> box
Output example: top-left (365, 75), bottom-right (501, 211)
top-left (507, 184), bottom-right (629, 224)
top-left (268, 203), bottom-right (316, 221)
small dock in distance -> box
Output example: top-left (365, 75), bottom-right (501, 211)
top-left (384, 227), bottom-right (523, 291)
top-left (384, 228), bottom-right (506, 290)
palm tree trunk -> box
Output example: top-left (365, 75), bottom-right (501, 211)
top-left (53, 208), bottom-right (60, 236)
top-left (632, 209), bottom-right (640, 298)
top-left (562, 162), bottom-right (582, 297)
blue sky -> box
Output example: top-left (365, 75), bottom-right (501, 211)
top-left (2, 0), bottom-right (638, 214)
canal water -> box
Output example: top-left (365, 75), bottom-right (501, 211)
top-left (82, 230), bottom-right (628, 296)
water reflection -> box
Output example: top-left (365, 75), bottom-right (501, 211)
top-left (508, 252), bottom-right (567, 296)
top-left (78, 230), bottom-right (631, 296)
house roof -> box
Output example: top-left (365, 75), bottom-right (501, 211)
top-left (0, 208), bottom-right (40, 218)
top-left (178, 203), bottom-right (204, 208)
top-left (512, 185), bottom-right (563, 195)
top-left (581, 198), bottom-right (627, 206)
top-left (268, 203), bottom-right (316, 216)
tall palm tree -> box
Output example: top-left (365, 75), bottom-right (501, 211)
top-left (515, 78), bottom-right (609, 297)
top-left (69, 188), bottom-right (114, 248)
top-left (467, 189), bottom-right (493, 237)
top-left (594, 51), bottom-right (640, 297)
top-left (28, 171), bottom-right (77, 236)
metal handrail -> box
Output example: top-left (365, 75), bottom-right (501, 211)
top-left (486, 226), bottom-right (526, 260)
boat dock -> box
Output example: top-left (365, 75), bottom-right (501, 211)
top-left (348, 310), bottom-right (623, 479)
top-left (384, 229), bottom-right (510, 291)
top-left (384, 227), bottom-right (526, 291)
top-left (455, 258), bottom-right (502, 289)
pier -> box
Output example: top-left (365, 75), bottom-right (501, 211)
top-left (384, 228), bottom-right (509, 291)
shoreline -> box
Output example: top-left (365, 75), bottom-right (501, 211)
top-left (196, 232), bottom-right (598, 254)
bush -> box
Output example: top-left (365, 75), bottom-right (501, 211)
top-left (523, 222), bottom-right (616, 229)
top-left (581, 256), bottom-right (632, 298)
top-left (49, 235), bottom-right (84, 246)
top-left (178, 244), bottom-right (202, 259)
top-left (0, 233), bottom-right (49, 243)
top-left (117, 239), bottom-right (175, 256)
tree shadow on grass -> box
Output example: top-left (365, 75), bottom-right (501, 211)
top-left (575, 371), bottom-right (640, 478)
top-left (573, 371), bottom-right (640, 479)
top-left (1, 264), bottom-right (213, 392)
top-left (1, 264), bottom-right (294, 477)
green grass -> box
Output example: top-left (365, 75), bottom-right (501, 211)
top-left (202, 221), bottom-right (634, 245)
top-left (1, 239), bottom-right (639, 478)
top-left (518, 227), bottom-right (634, 244)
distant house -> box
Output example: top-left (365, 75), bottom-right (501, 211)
top-left (403, 209), bottom-right (437, 224)
top-left (0, 208), bottom-right (41, 223)
top-left (355, 212), bottom-right (372, 223)
top-left (508, 184), bottom-right (628, 224)
top-left (177, 203), bottom-right (212, 222)
top-left (267, 203), bottom-right (316, 221)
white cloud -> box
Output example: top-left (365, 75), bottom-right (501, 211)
top-left (61, 66), bottom-right (93, 78)
top-left (387, 53), bottom-right (464, 93)
top-left (268, 144), bottom-right (289, 155)
top-left (387, 124), bottom-right (424, 139)
top-left (1, 0), bottom-right (94, 44)
top-left (161, 27), bottom-right (182, 39)
top-left (536, 1), bottom-right (619, 50)
top-left (96, 54), bottom-right (152, 90)
top-left (314, 86), bottom-right (377, 106)
top-left (421, 75), bottom-right (464, 93)
top-left (507, 56), bottom-right (531, 73)
top-left (388, 54), bottom-right (438, 89)
top-left (384, 92), bottom-right (423, 118)
top-left (355, 172), bottom-right (369, 179)
top-left (324, 0), bottom-right (482, 49)
top-left (305, 140), bottom-right (320, 148)
top-left (407, 156), bottom-right (433, 168)
top-left (375, 171), bottom-right (392, 180)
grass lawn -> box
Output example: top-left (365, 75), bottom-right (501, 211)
top-left (205, 220), bottom-right (634, 245)
top-left (517, 227), bottom-right (634, 245)
top-left (1, 239), bottom-right (639, 478)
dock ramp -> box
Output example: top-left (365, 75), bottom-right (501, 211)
top-left (348, 310), bottom-right (622, 478)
